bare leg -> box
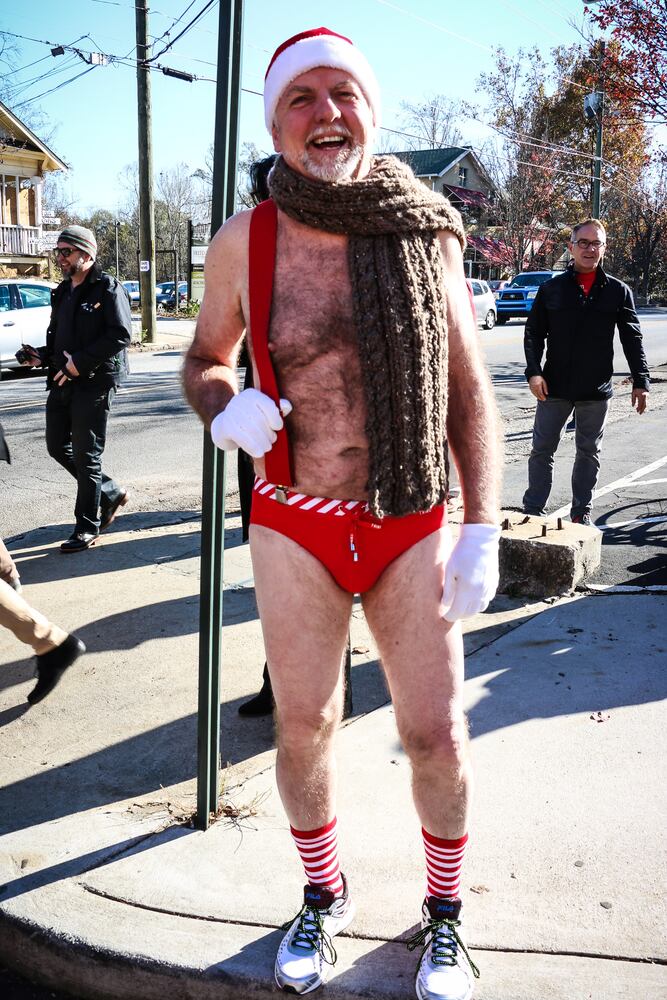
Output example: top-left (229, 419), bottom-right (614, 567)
top-left (361, 527), bottom-right (471, 837)
top-left (0, 578), bottom-right (68, 655)
top-left (250, 525), bottom-right (353, 829)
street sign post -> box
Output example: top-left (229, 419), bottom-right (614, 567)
top-left (196, 0), bottom-right (244, 830)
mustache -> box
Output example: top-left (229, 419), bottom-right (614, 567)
top-left (306, 124), bottom-right (352, 143)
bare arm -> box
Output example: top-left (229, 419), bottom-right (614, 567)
top-left (182, 211), bottom-right (251, 428)
top-left (439, 231), bottom-right (502, 524)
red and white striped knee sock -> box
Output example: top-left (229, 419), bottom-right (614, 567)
top-left (290, 816), bottom-right (344, 897)
top-left (422, 828), bottom-right (468, 899)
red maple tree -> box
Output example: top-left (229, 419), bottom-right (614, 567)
top-left (585, 1), bottom-right (667, 121)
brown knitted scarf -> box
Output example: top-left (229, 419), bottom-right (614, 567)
top-left (269, 154), bottom-right (466, 517)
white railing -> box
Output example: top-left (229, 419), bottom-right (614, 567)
top-left (0, 224), bottom-right (41, 256)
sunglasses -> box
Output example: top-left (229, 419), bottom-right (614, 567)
top-left (54, 247), bottom-right (77, 259)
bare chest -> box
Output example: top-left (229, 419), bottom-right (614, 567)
top-left (268, 220), bottom-right (357, 372)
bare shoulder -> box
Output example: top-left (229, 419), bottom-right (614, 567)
top-left (205, 208), bottom-right (252, 279)
top-left (188, 209), bottom-right (253, 367)
top-left (437, 229), bottom-right (466, 273)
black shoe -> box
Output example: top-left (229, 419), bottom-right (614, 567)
top-left (238, 663), bottom-right (274, 716)
top-left (27, 634), bottom-right (86, 705)
top-left (60, 532), bottom-right (97, 553)
top-left (100, 490), bottom-right (129, 532)
top-left (571, 514), bottom-right (592, 526)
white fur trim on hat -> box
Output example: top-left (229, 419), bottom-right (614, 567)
top-left (264, 27), bottom-right (381, 130)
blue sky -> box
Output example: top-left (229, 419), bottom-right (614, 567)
top-left (3, 0), bottom-right (597, 213)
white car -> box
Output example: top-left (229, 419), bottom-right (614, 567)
top-left (469, 278), bottom-right (497, 330)
top-left (122, 280), bottom-right (140, 305)
top-left (0, 278), bottom-right (55, 371)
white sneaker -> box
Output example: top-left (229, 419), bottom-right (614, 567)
top-left (409, 897), bottom-right (480, 1000)
top-left (274, 876), bottom-right (355, 994)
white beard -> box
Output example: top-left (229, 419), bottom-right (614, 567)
top-left (298, 141), bottom-right (364, 182)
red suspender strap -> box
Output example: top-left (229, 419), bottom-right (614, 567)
top-left (248, 198), bottom-right (294, 488)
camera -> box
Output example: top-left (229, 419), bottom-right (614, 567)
top-left (15, 346), bottom-right (36, 365)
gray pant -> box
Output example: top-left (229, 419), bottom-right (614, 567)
top-left (523, 397), bottom-right (610, 519)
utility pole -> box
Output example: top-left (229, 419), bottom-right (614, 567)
top-left (114, 220), bottom-right (120, 278)
top-left (135, 0), bottom-right (157, 343)
top-left (584, 39), bottom-right (605, 218)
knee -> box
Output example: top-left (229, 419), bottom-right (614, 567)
top-left (276, 699), bottom-right (342, 756)
top-left (45, 435), bottom-right (63, 461)
top-left (401, 715), bottom-right (469, 770)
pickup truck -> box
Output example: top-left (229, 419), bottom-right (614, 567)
top-left (495, 271), bottom-right (554, 324)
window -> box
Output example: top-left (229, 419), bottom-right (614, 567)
top-left (458, 166), bottom-right (468, 187)
top-left (18, 283), bottom-right (52, 309)
top-left (471, 281), bottom-right (483, 296)
top-left (0, 285), bottom-right (11, 313)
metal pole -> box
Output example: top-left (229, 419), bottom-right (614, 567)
top-left (115, 220), bottom-right (120, 278)
top-left (196, 0), bottom-right (244, 830)
top-left (187, 218), bottom-right (193, 304)
top-left (135, 0), bottom-right (157, 343)
top-left (592, 41), bottom-right (605, 219)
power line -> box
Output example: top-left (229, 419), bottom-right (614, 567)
top-left (373, 0), bottom-right (493, 53)
top-left (151, 0), bottom-right (200, 49)
top-left (147, 0), bottom-right (218, 63)
top-left (13, 65), bottom-right (99, 109)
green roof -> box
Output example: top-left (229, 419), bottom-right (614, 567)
top-left (392, 147), bottom-right (470, 177)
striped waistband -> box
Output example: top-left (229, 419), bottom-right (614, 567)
top-left (253, 477), bottom-right (368, 517)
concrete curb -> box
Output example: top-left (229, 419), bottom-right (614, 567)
top-left (1, 900), bottom-right (664, 1000)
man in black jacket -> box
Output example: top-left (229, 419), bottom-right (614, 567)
top-left (523, 218), bottom-right (650, 525)
top-left (23, 226), bottom-right (132, 552)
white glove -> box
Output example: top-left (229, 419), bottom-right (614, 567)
top-left (440, 523), bottom-right (501, 622)
top-left (210, 389), bottom-right (292, 458)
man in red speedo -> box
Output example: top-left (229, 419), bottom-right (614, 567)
top-left (184, 27), bottom-right (502, 1000)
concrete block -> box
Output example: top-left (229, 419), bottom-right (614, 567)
top-left (449, 511), bottom-right (602, 598)
top-left (497, 511), bottom-right (601, 597)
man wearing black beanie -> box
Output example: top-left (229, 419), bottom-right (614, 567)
top-left (21, 225), bottom-right (132, 551)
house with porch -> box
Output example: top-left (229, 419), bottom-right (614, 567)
top-left (0, 100), bottom-right (67, 277)
top-left (392, 146), bottom-right (515, 279)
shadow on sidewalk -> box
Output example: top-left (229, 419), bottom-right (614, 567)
top-left (8, 508), bottom-right (252, 587)
top-left (0, 825), bottom-right (191, 903)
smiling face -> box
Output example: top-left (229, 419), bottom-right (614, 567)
top-left (55, 243), bottom-right (90, 278)
top-left (271, 67), bottom-right (375, 182)
top-left (568, 222), bottom-right (606, 274)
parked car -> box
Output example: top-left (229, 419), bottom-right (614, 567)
top-left (122, 280), bottom-right (140, 305)
top-left (495, 271), bottom-right (554, 324)
top-left (469, 278), bottom-right (497, 330)
top-left (156, 281), bottom-right (187, 308)
top-left (488, 279), bottom-right (509, 298)
top-left (0, 279), bottom-right (56, 372)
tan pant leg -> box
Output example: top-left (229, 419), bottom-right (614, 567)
top-left (0, 538), bottom-right (19, 586)
top-left (0, 578), bottom-right (68, 655)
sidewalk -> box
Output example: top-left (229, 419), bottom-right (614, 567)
top-left (0, 508), bottom-right (665, 1000)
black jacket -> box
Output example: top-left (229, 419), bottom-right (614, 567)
top-left (43, 265), bottom-right (132, 390)
top-left (524, 264), bottom-right (650, 401)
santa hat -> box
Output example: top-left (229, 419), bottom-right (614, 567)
top-left (264, 27), bottom-right (381, 130)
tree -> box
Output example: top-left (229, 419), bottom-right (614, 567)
top-left (398, 94), bottom-right (463, 150)
top-left (0, 32), bottom-right (57, 142)
top-left (473, 42), bottom-right (651, 272)
top-left (585, 1), bottom-right (667, 122)
top-left (604, 150), bottom-right (667, 300)
top-left (474, 48), bottom-right (566, 271)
